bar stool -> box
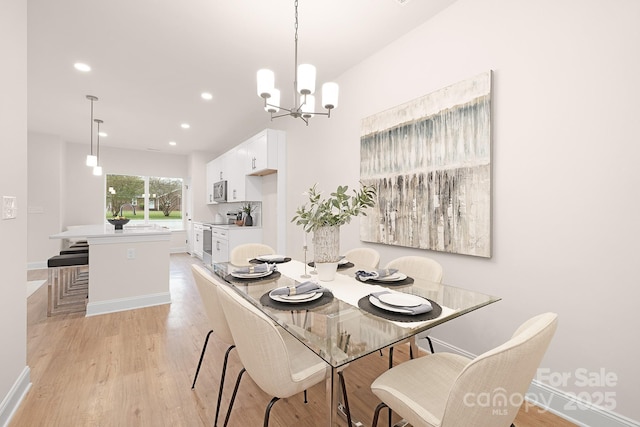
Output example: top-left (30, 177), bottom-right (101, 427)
top-left (47, 253), bottom-right (89, 316)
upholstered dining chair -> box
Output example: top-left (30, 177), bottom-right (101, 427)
top-left (384, 255), bottom-right (444, 356)
top-left (371, 312), bottom-right (558, 427)
top-left (343, 247), bottom-right (381, 269)
top-left (229, 243), bottom-right (276, 266)
top-left (217, 283), bottom-right (352, 427)
top-left (190, 264), bottom-right (238, 427)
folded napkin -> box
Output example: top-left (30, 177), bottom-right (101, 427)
top-left (270, 281), bottom-right (327, 296)
top-left (355, 268), bottom-right (398, 281)
top-left (233, 263), bottom-right (275, 274)
top-left (257, 254), bottom-right (287, 262)
top-left (370, 291), bottom-right (432, 314)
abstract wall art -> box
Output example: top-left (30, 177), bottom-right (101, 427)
top-left (360, 71), bottom-right (492, 257)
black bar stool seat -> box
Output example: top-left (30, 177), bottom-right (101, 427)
top-left (47, 253), bottom-right (89, 316)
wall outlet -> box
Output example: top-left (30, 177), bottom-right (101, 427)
top-left (127, 248), bottom-right (135, 259)
top-left (2, 196), bottom-right (17, 220)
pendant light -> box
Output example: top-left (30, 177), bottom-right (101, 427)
top-left (93, 119), bottom-right (103, 176)
top-left (256, 0), bottom-right (338, 125)
top-left (85, 95), bottom-right (99, 167)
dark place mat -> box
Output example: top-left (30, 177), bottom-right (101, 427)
top-left (307, 261), bottom-right (355, 270)
top-left (354, 275), bottom-right (415, 287)
top-left (357, 295), bottom-right (442, 322)
top-left (260, 290), bottom-right (334, 311)
top-left (224, 271), bottom-right (281, 283)
top-left (249, 257), bottom-right (292, 264)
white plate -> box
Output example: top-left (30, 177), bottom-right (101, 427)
top-left (378, 292), bottom-right (425, 307)
top-left (230, 269), bottom-right (273, 279)
top-left (338, 258), bottom-right (349, 265)
top-left (256, 254), bottom-right (287, 262)
top-left (269, 290), bottom-right (322, 303)
top-left (374, 272), bottom-right (407, 282)
top-left (369, 296), bottom-right (413, 314)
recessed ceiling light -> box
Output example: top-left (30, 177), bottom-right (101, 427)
top-left (74, 62), bottom-right (91, 72)
top-left (169, 141), bottom-right (177, 146)
top-left (201, 92), bottom-right (213, 100)
top-left (98, 132), bottom-right (107, 138)
top-left (181, 123), bottom-right (190, 129)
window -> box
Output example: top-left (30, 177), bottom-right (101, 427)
top-left (106, 174), bottom-right (183, 229)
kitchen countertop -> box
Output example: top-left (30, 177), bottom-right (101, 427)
top-left (205, 223), bottom-right (262, 230)
top-left (50, 224), bottom-right (171, 239)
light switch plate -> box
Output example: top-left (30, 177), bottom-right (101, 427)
top-left (2, 196), bottom-right (17, 220)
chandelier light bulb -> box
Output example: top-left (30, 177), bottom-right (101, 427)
top-left (297, 64), bottom-right (316, 95)
top-left (257, 69), bottom-right (275, 98)
top-left (301, 94), bottom-right (315, 118)
top-left (322, 82), bottom-right (339, 110)
top-left (266, 89), bottom-right (281, 113)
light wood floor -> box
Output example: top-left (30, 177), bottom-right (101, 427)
top-left (14, 254), bottom-right (576, 427)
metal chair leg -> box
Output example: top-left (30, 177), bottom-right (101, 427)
top-left (338, 371), bottom-right (352, 427)
top-left (223, 368), bottom-right (246, 427)
top-left (214, 345), bottom-right (236, 427)
top-left (388, 346), bottom-right (394, 369)
top-left (371, 402), bottom-right (390, 427)
top-left (303, 389), bottom-right (307, 403)
top-left (191, 330), bottom-right (213, 389)
top-left (263, 397), bottom-right (280, 427)
top-left (426, 336), bottom-right (435, 354)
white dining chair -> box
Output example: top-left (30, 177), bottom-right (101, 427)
top-left (190, 264), bottom-right (238, 427)
top-left (343, 247), bottom-right (381, 269)
top-left (217, 283), bottom-right (352, 427)
top-left (229, 243), bottom-right (275, 266)
top-left (384, 255), bottom-right (444, 357)
top-left (371, 312), bottom-right (558, 427)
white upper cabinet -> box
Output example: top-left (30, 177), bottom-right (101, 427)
top-left (246, 129), bottom-right (284, 176)
top-left (227, 145), bottom-right (261, 202)
top-left (205, 129), bottom-right (285, 204)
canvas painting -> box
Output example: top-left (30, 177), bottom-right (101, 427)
top-left (360, 71), bottom-right (492, 257)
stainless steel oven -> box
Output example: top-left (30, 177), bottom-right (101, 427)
top-left (202, 224), bottom-right (213, 266)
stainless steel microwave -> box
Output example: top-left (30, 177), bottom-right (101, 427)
top-left (213, 180), bottom-right (227, 202)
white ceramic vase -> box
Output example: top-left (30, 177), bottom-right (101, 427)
top-left (313, 225), bottom-right (340, 281)
top-left (315, 261), bottom-right (339, 281)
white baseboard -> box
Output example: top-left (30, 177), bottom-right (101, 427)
top-left (170, 247), bottom-right (187, 254)
top-left (418, 337), bottom-right (639, 427)
top-left (86, 292), bottom-right (171, 317)
top-left (0, 366), bottom-right (31, 427)
top-left (27, 261), bottom-right (47, 270)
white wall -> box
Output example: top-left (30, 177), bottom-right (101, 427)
top-left (0, 0), bottom-right (29, 424)
top-left (281, 0), bottom-right (640, 423)
top-left (27, 133), bottom-right (64, 266)
top-left (188, 151), bottom-right (215, 223)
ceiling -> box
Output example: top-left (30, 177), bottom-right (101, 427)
top-left (27, 0), bottom-right (457, 156)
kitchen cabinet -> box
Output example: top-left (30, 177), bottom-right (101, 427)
top-left (206, 161), bottom-right (215, 204)
top-left (205, 128), bottom-right (284, 204)
top-left (192, 222), bottom-right (204, 259)
top-left (210, 225), bottom-right (262, 264)
top-left (246, 129), bottom-right (284, 176)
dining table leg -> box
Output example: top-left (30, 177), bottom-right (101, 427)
top-left (326, 366), bottom-right (341, 426)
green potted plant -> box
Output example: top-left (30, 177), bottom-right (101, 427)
top-left (242, 202), bottom-right (255, 226)
top-left (292, 183), bottom-right (376, 280)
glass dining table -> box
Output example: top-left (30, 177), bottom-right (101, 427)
top-left (211, 259), bottom-right (500, 427)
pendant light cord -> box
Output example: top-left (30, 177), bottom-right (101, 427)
top-left (293, 0), bottom-right (299, 105)
top-left (90, 99), bottom-right (94, 156)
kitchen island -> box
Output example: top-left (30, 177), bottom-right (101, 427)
top-left (50, 224), bottom-right (171, 317)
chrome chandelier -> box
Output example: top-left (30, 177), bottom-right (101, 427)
top-left (256, 0), bottom-right (338, 125)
